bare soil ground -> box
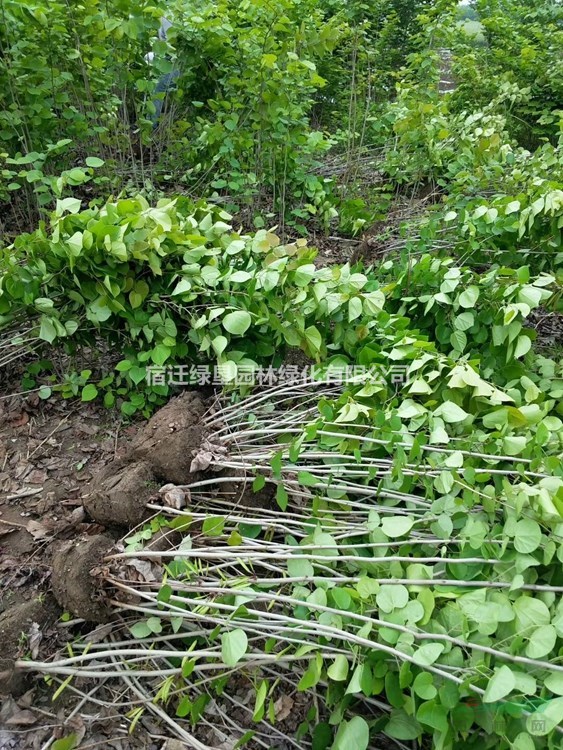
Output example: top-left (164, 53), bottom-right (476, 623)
top-left (0, 380), bottom-right (164, 748)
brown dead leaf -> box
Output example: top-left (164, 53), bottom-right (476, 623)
top-left (124, 558), bottom-right (162, 583)
top-left (190, 450), bottom-right (213, 473)
top-left (27, 622), bottom-right (42, 659)
top-left (26, 519), bottom-right (53, 541)
top-left (159, 484), bottom-right (187, 510)
top-left (190, 439), bottom-right (228, 473)
top-left (27, 469), bottom-right (48, 485)
top-left (16, 689), bottom-right (36, 709)
top-left (274, 694), bottom-right (294, 722)
top-left (85, 622), bottom-right (114, 644)
top-left (162, 741), bottom-right (189, 750)
top-left (0, 696), bottom-right (38, 727)
top-left (8, 411), bottom-right (29, 428)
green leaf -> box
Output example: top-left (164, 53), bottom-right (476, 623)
top-left (513, 518), bottom-right (542, 553)
top-left (345, 663), bottom-right (370, 695)
top-left (129, 366), bottom-right (147, 385)
top-left (287, 557), bottom-right (315, 578)
top-left (483, 665), bottom-right (516, 703)
top-left (514, 596), bottom-right (551, 631)
top-left (514, 335), bottom-right (532, 359)
top-left (223, 311), bottom-right (251, 335)
top-left (221, 629), bottom-right (248, 667)
top-left (276, 484), bottom-right (288, 511)
top-left (56, 197), bottom-right (81, 215)
top-left (52, 736), bottom-right (77, 750)
top-left (202, 516), bottom-right (225, 537)
top-left (331, 717), bottom-right (369, 750)
top-left (81, 384), bottom-right (98, 402)
top-left (450, 330), bottom-right (467, 352)
top-left (147, 616), bottom-right (162, 634)
top-left (454, 312), bottom-right (474, 331)
top-left (212, 335), bottom-right (228, 356)
top-left (129, 621), bottom-right (152, 638)
top-left (458, 285), bottom-right (480, 308)
top-left (356, 576), bottom-right (380, 599)
top-left (412, 642), bottom-right (445, 667)
top-left (151, 344), bottom-right (171, 366)
top-left (298, 653), bottom-right (322, 690)
top-left (435, 401), bottom-right (469, 423)
top-left (85, 156), bottom-right (105, 168)
top-left (385, 709), bottom-right (421, 740)
top-left (417, 701), bottom-right (448, 732)
top-left (376, 584), bottom-right (409, 613)
top-left (171, 278), bottom-right (192, 296)
top-left (298, 471), bottom-right (319, 487)
top-left (348, 297), bottom-right (363, 322)
top-left (39, 316), bottom-right (57, 343)
top-left (34, 297), bottom-right (54, 313)
top-left (381, 516), bottom-right (414, 538)
top-left (327, 655), bottom-right (349, 682)
top-left (230, 271), bottom-right (252, 283)
top-left (413, 672), bottom-right (437, 700)
top-left (503, 436), bottom-right (527, 456)
top-left (545, 672), bottom-right (563, 696)
top-left (294, 264), bottom-right (316, 286)
top-left (252, 475), bottom-right (266, 492)
top-left (304, 325), bottom-right (322, 355)
top-left (505, 200), bottom-right (521, 215)
top-left (526, 625), bottom-right (557, 659)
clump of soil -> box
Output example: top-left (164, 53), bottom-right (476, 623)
top-left (83, 459), bottom-right (156, 527)
top-left (131, 390), bottom-right (208, 483)
top-left (51, 535), bottom-right (114, 622)
top-left (0, 595), bottom-right (60, 695)
top-left (84, 390), bottom-right (209, 526)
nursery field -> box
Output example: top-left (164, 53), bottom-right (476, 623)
top-left (1, 1), bottom-right (563, 749)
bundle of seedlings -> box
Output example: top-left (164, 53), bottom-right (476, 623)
top-left (17, 377), bottom-right (563, 750)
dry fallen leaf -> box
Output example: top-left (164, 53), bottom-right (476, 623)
top-left (274, 694), bottom-right (294, 722)
top-left (27, 622), bottom-right (42, 659)
top-left (164, 487), bottom-right (187, 509)
top-left (190, 439), bottom-right (228, 473)
top-left (8, 411), bottom-right (29, 428)
top-left (124, 558), bottom-right (162, 583)
top-left (159, 483), bottom-right (188, 509)
top-left (189, 450), bottom-right (213, 473)
top-left (162, 740), bottom-right (189, 750)
top-left (26, 519), bottom-right (53, 541)
top-left (85, 622), bottom-right (114, 644)
top-left (0, 696), bottom-right (38, 727)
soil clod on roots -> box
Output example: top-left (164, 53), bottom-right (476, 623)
top-left (0, 595), bottom-right (60, 695)
top-left (83, 391), bottom-right (209, 526)
top-left (51, 535), bottom-right (114, 622)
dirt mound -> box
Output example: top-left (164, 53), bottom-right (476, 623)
top-left (84, 391), bottom-right (208, 526)
top-left (84, 459), bottom-right (156, 527)
top-left (0, 595), bottom-right (60, 695)
top-left (131, 390), bottom-right (208, 483)
top-left (51, 535), bottom-right (114, 622)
